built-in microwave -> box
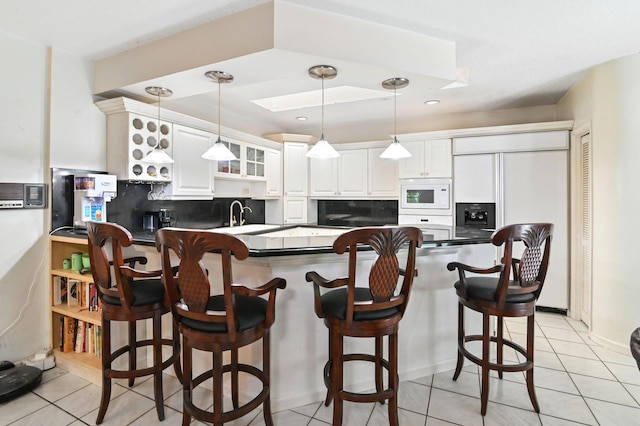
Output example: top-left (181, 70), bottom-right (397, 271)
top-left (399, 179), bottom-right (451, 211)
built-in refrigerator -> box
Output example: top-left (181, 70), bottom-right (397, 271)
top-left (452, 131), bottom-right (569, 310)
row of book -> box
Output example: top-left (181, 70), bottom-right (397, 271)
top-left (59, 316), bottom-right (102, 356)
top-left (53, 276), bottom-right (100, 311)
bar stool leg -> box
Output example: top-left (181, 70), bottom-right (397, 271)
top-left (331, 328), bottom-right (344, 426)
top-left (182, 342), bottom-right (191, 426)
top-left (526, 314), bottom-right (540, 412)
top-left (96, 318), bottom-right (111, 425)
top-left (213, 350), bottom-right (223, 426)
top-left (324, 329), bottom-right (333, 406)
top-left (152, 311), bottom-right (165, 420)
top-left (453, 302), bottom-right (465, 381)
top-left (172, 320), bottom-right (182, 383)
top-left (375, 336), bottom-right (383, 398)
top-left (497, 315), bottom-right (504, 379)
top-left (388, 332), bottom-right (399, 426)
top-left (480, 313), bottom-right (491, 416)
top-left (128, 321), bottom-right (136, 388)
top-left (262, 330), bottom-right (274, 426)
top-left (231, 348), bottom-right (239, 409)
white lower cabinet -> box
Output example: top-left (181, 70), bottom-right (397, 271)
top-left (166, 124), bottom-right (214, 199)
top-left (283, 197), bottom-right (307, 224)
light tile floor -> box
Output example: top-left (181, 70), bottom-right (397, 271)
top-left (2, 311), bottom-right (640, 425)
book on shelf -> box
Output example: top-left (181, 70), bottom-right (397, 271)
top-left (53, 276), bottom-right (68, 305)
top-left (75, 320), bottom-right (85, 353)
top-left (62, 316), bottom-right (76, 353)
top-left (67, 279), bottom-right (80, 306)
top-left (89, 283), bottom-right (99, 312)
top-left (59, 316), bottom-right (64, 351)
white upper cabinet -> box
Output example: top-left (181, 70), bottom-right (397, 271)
top-left (309, 156), bottom-right (338, 197)
top-left (368, 147), bottom-right (399, 197)
top-left (283, 142), bottom-right (309, 196)
top-left (265, 148), bottom-right (282, 197)
top-left (309, 149), bottom-right (368, 197)
top-left (105, 112), bottom-right (174, 183)
top-left (168, 124), bottom-right (214, 199)
top-left (214, 139), bottom-right (266, 181)
top-left (338, 149), bottom-right (368, 197)
top-left (399, 139), bottom-right (452, 178)
top-left (309, 148), bottom-right (397, 198)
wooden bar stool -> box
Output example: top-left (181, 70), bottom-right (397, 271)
top-left (447, 222), bottom-right (553, 415)
top-left (86, 221), bottom-right (181, 424)
top-left (155, 228), bottom-right (286, 426)
top-left (305, 226), bottom-right (423, 426)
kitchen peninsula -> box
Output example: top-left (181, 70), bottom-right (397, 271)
top-left (51, 224), bottom-right (494, 411)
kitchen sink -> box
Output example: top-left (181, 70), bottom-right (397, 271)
top-left (208, 224), bottom-right (281, 235)
top-left (255, 226), bottom-right (349, 238)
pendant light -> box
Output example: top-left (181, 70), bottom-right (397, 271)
top-left (142, 86), bottom-right (174, 164)
top-left (380, 77), bottom-right (412, 159)
top-left (202, 70), bottom-right (237, 161)
top-left (306, 65), bottom-right (340, 159)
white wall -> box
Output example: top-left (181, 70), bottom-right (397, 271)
top-left (558, 53), bottom-right (640, 349)
top-left (50, 49), bottom-right (106, 170)
top-left (0, 33), bottom-right (106, 362)
top-left (0, 33), bottom-right (50, 361)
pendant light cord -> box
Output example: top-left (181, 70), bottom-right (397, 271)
top-left (321, 75), bottom-right (325, 139)
top-left (218, 80), bottom-right (222, 141)
top-left (394, 85), bottom-right (397, 141)
top-left (157, 91), bottom-right (161, 149)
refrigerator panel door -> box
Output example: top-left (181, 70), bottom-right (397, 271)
top-left (453, 154), bottom-right (498, 203)
top-left (502, 150), bottom-right (569, 309)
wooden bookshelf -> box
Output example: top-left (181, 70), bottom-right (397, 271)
top-left (49, 235), bottom-right (102, 385)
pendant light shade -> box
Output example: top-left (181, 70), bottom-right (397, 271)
top-left (380, 77), bottom-right (412, 159)
top-left (380, 136), bottom-right (412, 159)
top-left (307, 65), bottom-right (340, 159)
top-left (202, 70), bottom-right (238, 161)
top-left (142, 87), bottom-right (174, 164)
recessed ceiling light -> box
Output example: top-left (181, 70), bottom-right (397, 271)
top-left (296, 116), bottom-right (308, 121)
top-left (425, 99), bottom-right (440, 105)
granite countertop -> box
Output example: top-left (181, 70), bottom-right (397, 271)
top-left (51, 225), bottom-right (493, 257)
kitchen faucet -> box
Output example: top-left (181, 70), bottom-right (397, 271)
top-left (241, 206), bottom-right (252, 226)
top-left (230, 200), bottom-right (242, 227)
top-left (229, 200), bottom-right (252, 227)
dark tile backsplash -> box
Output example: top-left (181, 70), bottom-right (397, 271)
top-left (106, 181), bottom-right (264, 231)
top-left (317, 200), bottom-right (398, 227)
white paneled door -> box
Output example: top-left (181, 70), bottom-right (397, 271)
top-left (502, 150), bottom-right (569, 310)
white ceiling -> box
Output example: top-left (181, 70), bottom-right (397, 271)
top-left (3, 0), bottom-right (640, 142)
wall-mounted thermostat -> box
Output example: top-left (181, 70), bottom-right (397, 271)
top-left (0, 183), bottom-right (47, 209)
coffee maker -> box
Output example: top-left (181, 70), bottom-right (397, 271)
top-left (73, 174), bottom-right (117, 228)
top-left (143, 208), bottom-right (175, 231)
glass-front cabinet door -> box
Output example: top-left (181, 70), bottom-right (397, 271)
top-left (246, 145), bottom-right (265, 178)
top-left (217, 141), bottom-right (242, 176)
top-left (213, 140), bottom-right (267, 181)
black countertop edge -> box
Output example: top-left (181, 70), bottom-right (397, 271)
top-left (50, 225), bottom-right (493, 257)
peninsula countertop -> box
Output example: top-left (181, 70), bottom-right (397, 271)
top-left (50, 224), bottom-right (494, 257)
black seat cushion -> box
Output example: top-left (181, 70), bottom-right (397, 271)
top-left (102, 279), bottom-right (165, 307)
top-left (182, 295), bottom-right (267, 333)
top-left (455, 277), bottom-right (535, 303)
top-left (322, 287), bottom-right (400, 321)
